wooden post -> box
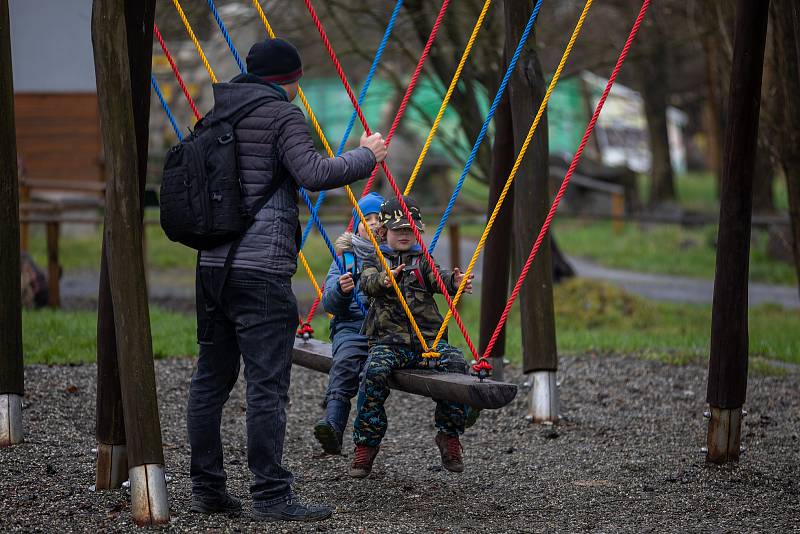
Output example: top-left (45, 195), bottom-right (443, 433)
top-left (45, 221), bottom-right (60, 308)
top-left (504, 1), bottom-right (558, 421)
top-left (706, 0), bottom-right (769, 465)
top-left (94, 0), bottom-right (156, 493)
top-left (91, 0), bottom-right (166, 525)
top-left (0, 0), bottom-right (24, 448)
top-left (479, 76), bottom-right (514, 383)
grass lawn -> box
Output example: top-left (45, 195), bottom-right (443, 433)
top-left (24, 280), bottom-right (800, 372)
top-left (552, 220), bottom-right (797, 286)
top-left (22, 307), bottom-right (197, 365)
top-left (458, 171), bottom-right (797, 286)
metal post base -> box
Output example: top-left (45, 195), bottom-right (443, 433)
top-left (95, 443), bottom-right (128, 489)
top-left (129, 464), bottom-right (170, 526)
top-left (528, 371), bottom-right (559, 422)
top-left (706, 406), bottom-right (742, 464)
top-left (0, 394), bottom-right (24, 447)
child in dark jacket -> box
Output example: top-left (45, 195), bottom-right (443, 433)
top-left (349, 196), bottom-right (474, 478)
top-left (314, 192), bottom-right (385, 454)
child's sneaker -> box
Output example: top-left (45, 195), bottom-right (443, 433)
top-left (435, 432), bottom-right (464, 473)
top-left (349, 445), bottom-right (379, 478)
top-left (314, 419), bottom-right (343, 455)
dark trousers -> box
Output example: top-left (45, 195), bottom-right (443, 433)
top-left (352, 342), bottom-right (467, 447)
top-left (325, 326), bottom-right (369, 406)
top-left (188, 266), bottom-right (298, 504)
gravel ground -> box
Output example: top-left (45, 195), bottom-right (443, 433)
top-left (1, 355), bottom-right (798, 533)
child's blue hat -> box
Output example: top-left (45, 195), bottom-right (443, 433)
top-left (353, 192), bottom-right (385, 232)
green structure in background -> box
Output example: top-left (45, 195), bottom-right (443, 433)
top-left (298, 75), bottom-right (589, 165)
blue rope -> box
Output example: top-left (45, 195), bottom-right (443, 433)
top-left (152, 75), bottom-right (183, 140)
top-left (429, 0), bottom-right (544, 252)
top-left (300, 0), bottom-right (404, 248)
top-left (207, 0), bottom-right (247, 73)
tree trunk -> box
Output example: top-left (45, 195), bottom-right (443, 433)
top-left (638, 36), bottom-right (676, 206)
top-left (751, 148), bottom-right (775, 214)
top-left (704, 34), bottom-right (724, 195)
top-left (503, 2), bottom-right (557, 375)
top-left (479, 64), bottom-right (514, 381)
top-left (772, 0), bottom-right (800, 295)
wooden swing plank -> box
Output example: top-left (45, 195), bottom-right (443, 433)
top-left (292, 338), bottom-right (517, 410)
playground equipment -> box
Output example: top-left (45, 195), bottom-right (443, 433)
top-left (3, 0), bottom-right (773, 527)
top-left (0, 0), bottom-right (23, 448)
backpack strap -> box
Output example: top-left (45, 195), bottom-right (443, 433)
top-left (404, 254), bottom-right (426, 288)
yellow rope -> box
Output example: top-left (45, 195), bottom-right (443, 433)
top-left (404, 0), bottom-right (493, 195)
top-left (171, 0), bottom-right (218, 84)
top-left (298, 251), bottom-right (324, 301)
top-left (431, 0), bottom-right (594, 349)
top-left (251, 0), bottom-right (431, 351)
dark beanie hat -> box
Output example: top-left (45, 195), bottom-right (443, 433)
top-left (246, 38), bottom-right (303, 84)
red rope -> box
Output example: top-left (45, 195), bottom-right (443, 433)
top-left (154, 23), bottom-right (201, 121)
top-left (303, 0), bottom-right (479, 361)
top-left (305, 0), bottom-right (450, 324)
top-left (481, 0), bottom-right (652, 362)
top-left (345, 0), bottom-right (452, 233)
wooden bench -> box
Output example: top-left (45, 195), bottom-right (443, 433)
top-left (293, 338), bottom-right (518, 409)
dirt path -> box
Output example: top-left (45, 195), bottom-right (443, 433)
top-left (1, 355), bottom-right (797, 532)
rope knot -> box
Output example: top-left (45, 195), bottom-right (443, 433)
top-left (296, 322), bottom-right (314, 341)
top-left (471, 357), bottom-right (493, 381)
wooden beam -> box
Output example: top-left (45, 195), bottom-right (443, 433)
top-left (706, 0), bottom-right (770, 464)
top-left (94, 0), bottom-right (155, 493)
top-left (504, 3), bottom-right (557, 377)
top-left (293, 339), bottom-right (517, 410)
top-left (0, 0), bottom-right (23, 400)
top-left (480, 68), bottom-right (514, 382)
top-left (91, 0), bottom-right (166, 524)
top-left (0, 0), bottom-right (24, 448)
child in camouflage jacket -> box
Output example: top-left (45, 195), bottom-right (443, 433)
top-left (349, 196), bottom-right (474, 478)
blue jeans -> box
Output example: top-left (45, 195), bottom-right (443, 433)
top-left (188, 266), bottom-right (298, 505)
top-left (325, 324), bottom-right (369, 406)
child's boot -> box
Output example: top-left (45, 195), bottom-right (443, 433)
top-left (314, 399), bottom-right (349, 454)
top-left (435, 432), bottom-right (464, 473)
top-left (349, 445), bottom-right (379, 478)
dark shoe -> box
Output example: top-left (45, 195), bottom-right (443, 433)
top-left (314, 419), bottom-right (343, 455)
top-left (435, 432), bottom-right (464, 473)
top-left (349, 445), bottom-right (379, 478)
top-left (190, 492), bottom-right (242, 514)
top-left (252, 495), bottom-right (332, 522)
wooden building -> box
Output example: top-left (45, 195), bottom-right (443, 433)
top-left (10, 0), bottom-right (102, 190)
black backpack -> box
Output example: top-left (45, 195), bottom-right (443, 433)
top-left (159, 97), bottom-right (286, 251)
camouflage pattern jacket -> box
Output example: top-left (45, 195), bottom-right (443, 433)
top-left (360, 245), bottom-right (458, 350)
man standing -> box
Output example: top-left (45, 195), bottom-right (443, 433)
top-left (187, 38), bottom-right (387, 522)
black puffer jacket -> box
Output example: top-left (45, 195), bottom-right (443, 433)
top-left (200, 74), bottom-right (376, 275)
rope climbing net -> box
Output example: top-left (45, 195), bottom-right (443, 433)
top-left (152, 0), bottom-right (652, 375)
